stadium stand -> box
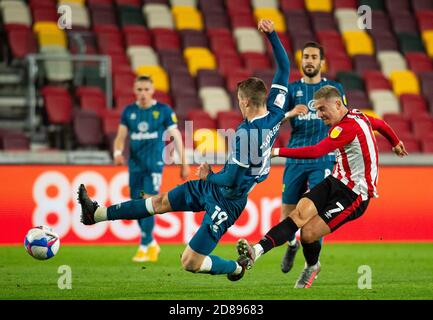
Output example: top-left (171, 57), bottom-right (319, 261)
top-left (0, 0), bottom-right (432, 155)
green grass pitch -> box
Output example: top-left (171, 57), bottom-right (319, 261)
top-left (1, 243), bottom-right (433, 300)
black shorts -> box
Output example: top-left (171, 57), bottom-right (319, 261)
top-left (302, 175), bottom-right (370, 232)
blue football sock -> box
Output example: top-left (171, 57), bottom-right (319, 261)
top-left (107, 199), bottom-right (152, 220)
top-left (138, 216), bottom-right (155, 246)
top-left (209, 255), bottom-right (237, 275)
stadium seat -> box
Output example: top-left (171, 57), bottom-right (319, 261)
top-left (421, 139), bottom-right (433, 153)
top-left (32, 6), bottom-right (58, 23)
top-left (280, 0), bottom-right (304, 12)
top-left (217, 54), bottom-right (242, 76)
top-left (143, 4), bottom-right (175, 29)
top-left (80, 95), bottom-right (107, 116)
top-left (311, 12), bottom-right (338, 32)
top-left (204, 13), bottom-right (230, 31)
top-left (412, 0), bottom-right (433, 11)
top-left (251, 0), bottom-right (278, 9)
top-left (342, 31), bottom-right (374, 56)
top-left (180, 29), bottom-right (209, 48)
top-left (412, 119), bottom-right (433, 139)
top-left (187, 109), bottom-right (216, 128)
top-left (118, 5), bottom-right (145, 27)
top-left (377, 51), bottom-right (407, 77)
top-left (233, 28), bottom-right (266, 53)
top-left (125, 29), bottom-right (152, 47)
top-left (334, 0), bottom-right (357, 9)
top-left (305, 0), bottom-right (332, 12)
top-left (1, 3), bottom-right (32, 27)
top-left (363, 70), bottom-right (392, 92)
top-left (421, 31), bottom-right (433, 58)
top-left (174, 95), bottom-right (202, 115)
top-left (397, 33), bottom-right (425, 53)
top-left (353, 55), bottom-right (381, 75)
top-left (389, 70), bottom-right (420, 96)
top-left (113, 71), bottom-right (136, 96)
top-left (100, 110), bottom-right (121, 136)
top-left (183, 47), bottom-right (217, 76)
top-left (197, 70), bottom-right (225, 89)
top-left (226, 69), bottom-right (252, 92)
top-left (7, 27), bottom-right (37, 59)
top-left (405, 52), bottom-right (433, 73)
top-left (345, 90), bottom-right (372, 109)
top-left (172, 6), bottom-right (203, 30)
top-left (40, 46), bottom-right (73, 82)
top-left (390, 12), bottom-right (419, 34)
top-left (369, 90), bottom-right (400, 116)
top-left (372, 33), bottom-right (399, 52)
top-left (42, 91), bottom-right (73, 125)
top-left (199, 87), bottom-right (232, 118)
top-left (336, 72), bottom-right (365, 91)
top-left (241, 52), bottom-right (271, 72)
top-left (416, 10), bottom-right (433, 32)
top-left (135, 65), bottom-right (169, 93)
top-left (66, 3), bottom-right (91, 29)
top-left (193, 128), bottom-right (227, 154)
top-left (115, 94), bottom-right (135, 112)
top-left (400, 94), bottom-right (428, 117)
top-left (34, 22), bottom-right (68, 48)
top-left (382, 113), bottom-right (412, 133)
top-left (151, 28), bottom-right (181, 51)
top-left (73, 109), bottom-right (104, 148)
top-left (253, 8), bottom-right (286, 32)
top-left (334, 8), bottom-right (359, 32)
top-left (127, 46), bottom-right (159, 70)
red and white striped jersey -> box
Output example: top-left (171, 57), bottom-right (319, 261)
top-left (330, 109), bottom-right (379, 200)
top-left (276, 109), bottom-right (400, 200)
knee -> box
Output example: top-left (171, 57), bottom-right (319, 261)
top-left (180, 253), bottom-right (201, 273)
top-left (300, 226), bottom-right (318, 243)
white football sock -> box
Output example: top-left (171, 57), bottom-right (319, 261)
top-left (198, 256), bottom-right (212, 273)
top-left (145, 198), bottom-right (155, 214)
top-left (288, 238), bottom-right (298, 246)
top-left (253, 244), bottom-right (264, 261)
top-left (94, 207), bottom-right (107, 223)
top-left (232, 262), bottom-right (243, 275)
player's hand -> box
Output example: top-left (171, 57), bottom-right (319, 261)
top-left (392, 141), bottom-right (408, 157)
top-left (114, 154), bottom-right (125, 165)
top-left (258, 19), bottom-right (275, 33)
top-left (286, 104), bottom-right (309, 118)
top-left (180, 164), bottom-right (190, 180)
top-left (196, 162), bottom-right (211, 180)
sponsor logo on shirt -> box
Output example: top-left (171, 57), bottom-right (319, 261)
top-left (296, 90), bottom-right (303, 97)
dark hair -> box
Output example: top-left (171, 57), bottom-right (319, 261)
top-left (302, 41), bottom-right (324, 60)
top-left (135, 75), bottom-right (153, 83)
top-left (237, 77), bottom-right (267, 107)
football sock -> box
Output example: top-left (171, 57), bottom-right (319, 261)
top-left (107, 198), bottom-right (154, 220)
top-left (208, 255), bottom-right (237, 275)
top-left (198, 256), bottom-right (212, 273)
top-left (301, 240), bottom-right (321, 266)
top-left (138, 216), bottom-right (155, 246)
top-left (94, 207), bottom-right (107, 222)
top-left (253, 244), bottom-right (264, 261)
top-left (288, 236), bottom-right (297, 247)
top-left (258, 217), bottom-right (299, 254)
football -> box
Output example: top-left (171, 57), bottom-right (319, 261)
top-left (24, 226), bottom-right (60, 260)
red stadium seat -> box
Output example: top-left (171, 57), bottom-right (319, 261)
top-left (73, 109), bottom-right (104, 147)
top-left (363, 71), bottom-right (392, 92)
top-left (80, 95), bottom-right (107, 116)
top-left (115, 94), bottom-right (135, 113)
top-left (421, 139), bottom-right (433, 153)
top-left (113, 71), bottom-right (135, 96)
top-left (226, 0), bottom-right (251, 16)
top-left (280, 0), bottom-right (305, 12)
top-left (226, 69), bottom-right (252, 93)
top-left (241, 52), bottom-right (271, 72)
top-left (100, 110), bottom-right (121, 135)
top-left (400, 94), bottom-right (428, 117)
top-left (412, 119), bottom-right (433, 139)
top-left (124, 29), bottom-right (152, 47)
top-left (415, 10), bottom-right (433, 32)
top-left (334, 0), bottom-right (357, 9)
top-left (405, 52), bottom-right (433, 73)
top-left (32, 7), bottom-right (58, 23)
top-left (0, 129), bottom-right (30, 151)
top-left (43, 94), bottom-right (73, 125)
top-left (382, 113), bottom-right (412, 133)
top-left (217, 54), bottom-right (242, 76)
top-left (230, 13), bottom-right (256, 28)
top-left (7, 28), bottom-right (37, 59)
top-left (151, 29), bottom-right (181, 51)
top-left (187, 110), bottom-right (217, 129)
top-left (154, 91), bottom-right (173, 106)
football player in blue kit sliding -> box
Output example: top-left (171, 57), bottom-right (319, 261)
top-left (77, 19), bottom-right (289, 280)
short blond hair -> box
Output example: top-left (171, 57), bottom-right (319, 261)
top-left (313, 85), bottom-right (341, 101)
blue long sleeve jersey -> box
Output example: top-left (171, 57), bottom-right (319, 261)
top-left (206, 31), bottom-right (288, 199)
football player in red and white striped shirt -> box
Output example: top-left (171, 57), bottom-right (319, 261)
top-left (235, 85), bottom-right (408, 288)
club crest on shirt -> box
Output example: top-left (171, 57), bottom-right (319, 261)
top-left (152, 111), bottom-right (160, 119)
top-left (138, 121), bottom-right (149, 132)
top-left (296, 90), bottom-right (303, 97)
top-left (330, 126), bottom-right (343, 139)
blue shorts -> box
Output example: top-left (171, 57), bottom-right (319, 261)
top-left (282, 161), bottom-right (335, 205)
top-left (168, 180), bottom-right (247, 255)
top-left (129, 168), bottom-right (163, 199)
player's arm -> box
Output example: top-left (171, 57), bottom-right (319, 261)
top-left (113, 124), bottom-right (128, 165)
top-left (166, 126), bottom-right (190, 180)
top-left (366, 115), bottom-right (408, 157)
top-left (197, 162), bottom-right (249, 188)
top-left (272, 125), bottom-right (355, 159)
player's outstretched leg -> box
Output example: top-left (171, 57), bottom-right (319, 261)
top-left (281, 238), bottom-right (300, 273)
top-left (294, 261), bottom-right (321, 288)
top-left (77, 184), bottom-right (99, 225)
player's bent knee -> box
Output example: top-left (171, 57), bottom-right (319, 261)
top-left (300, 227), bottom-right (318, 243)
top-left (180, 254), bottom-right (201, 273)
